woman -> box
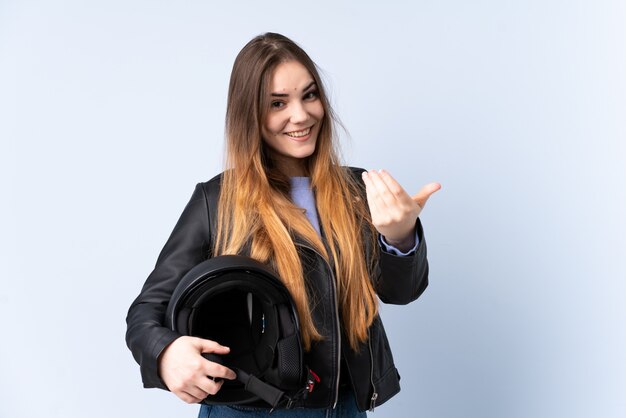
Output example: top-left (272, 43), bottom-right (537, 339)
top-left (126, 32), bottom-right (440, 417)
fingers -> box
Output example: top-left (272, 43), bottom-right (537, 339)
top-left (362, 170), bottom-right (406, 209)
top-left (195, 338), bottom-right (237, 380)
top-left (165, 357), bottom-right (224, 403)
top-left (175, 377), bottom-right (225, 404)
top-left (188, 339), bottom-right (235, 401)
top-left (362, 169), bottom-right (424, 211)
top-left (411, 182), bottom-right (442, 208)
top-left (195, 377), bottom-right (225, 397)
top-left (179, 392), bottom-right (203, 404)
top-left (362, 168), bottom-right (440, 217)
top-left (203, 359), bottom-right (237, 381)
top-left (361, 170), bottom-right (386, 216)
top-left (181, 387), bottom-right (209, 404)
top-left (363, 170), bottom-right (391, 209)
top-left (158, 336), bottom-right (237, 405)
top-left (361, 168), bottom-right (439, 246)
top-left (196, 338), bottom-right (231, 356)
top-left (376, 169), bottom-right (406, 197)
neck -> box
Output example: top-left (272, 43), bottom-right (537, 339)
top-left (272, 156), bottom-right (307, 177)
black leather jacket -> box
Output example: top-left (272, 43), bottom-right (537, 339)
top-left (125, 167), bottom-right (429, 412)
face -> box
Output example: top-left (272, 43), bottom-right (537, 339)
top-left (261, 60), bottom-right (325, 176)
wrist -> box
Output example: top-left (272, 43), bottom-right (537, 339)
top-left (383, 234), bottom-right (416, 253)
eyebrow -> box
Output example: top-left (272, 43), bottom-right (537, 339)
top-left (271, 81), bottom-right (317, 97)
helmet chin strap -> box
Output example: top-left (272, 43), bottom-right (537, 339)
top-left (202, 353), bottom-right (285, 407)
top-left (233, 367), bottom-right (286, 407)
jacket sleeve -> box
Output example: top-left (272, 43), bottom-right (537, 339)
top-left (125, 182), bottom-right (212, 389)
top-left (374, 218), bottom-right (429, 305)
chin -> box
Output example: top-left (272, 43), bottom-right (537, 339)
top-left (295, 145), bottom-right (317, 159)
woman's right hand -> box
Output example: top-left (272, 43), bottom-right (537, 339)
top-left (158, 336), bottom-right (237, 404)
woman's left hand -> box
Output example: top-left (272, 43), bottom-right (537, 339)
top-left (362, 169), bottom-right (441, 252)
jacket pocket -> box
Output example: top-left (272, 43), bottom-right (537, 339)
top-left (370, 316), bottom-right (396, 384)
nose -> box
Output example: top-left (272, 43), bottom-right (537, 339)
top-left (289, 100), bottom-right (308, 124)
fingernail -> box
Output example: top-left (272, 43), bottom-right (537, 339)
top-left (362, 171), bottom-right (368, 178)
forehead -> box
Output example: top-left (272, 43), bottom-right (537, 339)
top-left (269, 61), bottom-right (314, 92)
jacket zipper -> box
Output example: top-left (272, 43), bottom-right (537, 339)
top-left (367, 329), bottom-right (379, 411)
top-left (296, 242), bottom-right (342, 408)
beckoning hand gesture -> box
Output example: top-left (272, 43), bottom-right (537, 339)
top-left (362, 169), bottom-right (441, 252)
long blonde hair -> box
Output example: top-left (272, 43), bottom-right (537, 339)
top-left (214, 33), bottom-right (379, 351)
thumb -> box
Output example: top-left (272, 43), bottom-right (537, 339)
top-left (196, 337), bottom-right (231, 355)
top-left (411, 182), bottom-right (442, 208)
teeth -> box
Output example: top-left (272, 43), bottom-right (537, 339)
top-left (285, 127), bottom-right (311, 138)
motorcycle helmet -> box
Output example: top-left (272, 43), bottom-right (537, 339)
top-left (165, 255), bottom-right (318, 408)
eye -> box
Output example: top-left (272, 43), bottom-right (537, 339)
top-left (304, 90), bottom-right (319, 100)
top-left (271, 101), bottom-right (284, 108)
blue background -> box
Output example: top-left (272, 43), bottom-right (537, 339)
top-left (1, 1), bottom-right (625, 417)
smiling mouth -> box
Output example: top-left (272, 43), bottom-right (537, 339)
top-left (284, 127), bottom-right (312, 138)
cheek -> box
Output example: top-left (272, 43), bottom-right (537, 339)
top-left (265, 114), bottom-right (285, 135)
top-left (313, 103), bottom-right (325, 121)
top-left (261, 121), bottom-right (274, 138)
